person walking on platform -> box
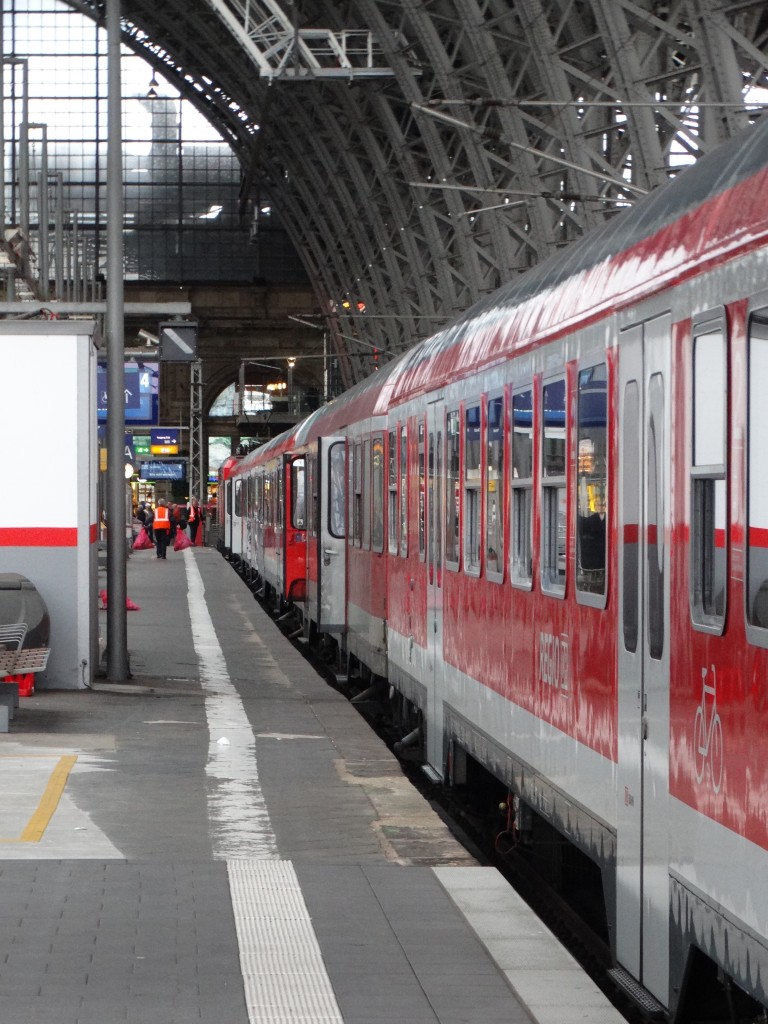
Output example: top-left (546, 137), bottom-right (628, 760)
top-left (153, 499), bottom-right (171, 559)
top-left (187, 497), bottom-right (201, 544)
top-left (136, 502), bottom-right (154, 542)
top-left (144, 503), bottom-right (154, 542)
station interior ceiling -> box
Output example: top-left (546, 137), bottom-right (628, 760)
top-left (8, 1), bottom-right (768, 437)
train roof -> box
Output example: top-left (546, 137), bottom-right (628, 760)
top-left (227, 115), bottom-right (768, 450)
top-left (231, 425), bottom-right (301, 476)
top-left (292, 356), bottom-right (402, 444)
top-left (388, 113), bottom-right (768, 401)
top-left (217, 454), bottom-right (242, 480)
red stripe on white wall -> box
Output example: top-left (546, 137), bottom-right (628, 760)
top-left (0, 527), bottom-right (79, 547)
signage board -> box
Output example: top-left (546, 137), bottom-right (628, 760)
top-left (159, 320), bottom-right (198, 362)
top-left (150, 427), bottom-right (180, 455)
top-left (98, 359), bottom-right (159, 425)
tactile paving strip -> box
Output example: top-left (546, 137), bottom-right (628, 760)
top-left (227, 860), bottom-right (343, 1023)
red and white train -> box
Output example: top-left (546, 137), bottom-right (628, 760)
top-left (219, 115), bottom-right (768, 1021)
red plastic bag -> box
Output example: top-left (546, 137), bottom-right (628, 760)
top-left (133, 527), bottom-right (153, 551)
top-left (174, 530), bottom-right (193, 551)
top-left (98, 590), bottom-right (141, 611)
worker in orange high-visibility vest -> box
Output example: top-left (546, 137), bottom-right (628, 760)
top-left (153, 499), bottom-right (171, 559)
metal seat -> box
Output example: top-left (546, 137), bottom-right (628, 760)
top-left (0, 623), bottom-right (27, 651)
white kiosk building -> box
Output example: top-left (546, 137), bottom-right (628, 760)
top-left (0, 321), bottom-right (99, 689)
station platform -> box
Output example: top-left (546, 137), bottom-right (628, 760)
top-left (0, 545), bottom-right (629, 1024)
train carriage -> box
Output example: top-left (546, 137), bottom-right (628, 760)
top-left (292, 367), bottom-right (398, 677)
top-left (373, 114), bottom-right (768, 1018)
top-left (230, 430), bottom-right (307, 610)
top-left (225, 114), bottom-right (768, 1021)
top-left (216, 453), bottom-right (242, 560)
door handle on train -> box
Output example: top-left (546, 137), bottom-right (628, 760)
top-left (323, 548), bottom-right (337, 565)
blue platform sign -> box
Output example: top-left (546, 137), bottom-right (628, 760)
top-left (97, 360), bottom-right (159, 425)
top-left (97, 429), bottom-right (136, 462)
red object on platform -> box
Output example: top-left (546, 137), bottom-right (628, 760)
top-left (4, 673), bottom-right (34, 696)
top-left (98, 590), bottom-right (141, 611)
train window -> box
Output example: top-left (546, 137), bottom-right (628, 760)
top-left (647, 373), bottom-right (665, 658)
top-left (436, 431), bottom-right (444, 575)
top-left (576, 364), bottom-right (607, 599)
top-left (486, 396), bottom-right (504, 579)
top-left (262, 475), bottom-right (271, 527)
top-left (691, 324), bottom-right (727, 633)
top-left (622, 382), bottom-right (640, 653)
top-left (363, 439), bottom-right (372, 550)
top-left (445, 410), bottom-right (460, 567)
top-left (464, 405), bottom-right (481, 575)
top-left (418, 422), bottom-right (426, 560)
top-left (307, 455), bottom-right (317, 538)
top-left (348, 442), bottom-right (354, 543)
top-left (428, 427), bottom-right (443, 580)
top-left (400, 426), bottom-right (408, 557)
top-left (353, 441), bottom-right (362, 547)
top-left (372, 436), bottom-right (384, 553)
top-left (291, 458), bottom-right (306, 529)
top-left (234, 479), bottom-right (243, 519)
top-left (511, 388), bottom-right (533, 587)
top-left (747, 311), bottom-right (768, 637)
top-left (328, 441), bottom-right (346, 539)
top-left (542, 378), bottom-right (566, 596)
top-left (388, 429), bottom-right (399, 554)
top-left (276, 468), bottom-right (284, 532)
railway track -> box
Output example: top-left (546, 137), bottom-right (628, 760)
top-left (235, 566), bottom-right (765, 1024)
top-left (255, 589), bottom-right (651, 1024)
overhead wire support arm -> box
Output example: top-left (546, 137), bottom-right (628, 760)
top-left (202, 0), bottom-right (408, 80)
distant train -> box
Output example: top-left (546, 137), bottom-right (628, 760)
top-left (218, 114), bottom-right (768, 1022)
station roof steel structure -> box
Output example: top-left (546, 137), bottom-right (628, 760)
top-left (63, 0), bottom-right (768, 385)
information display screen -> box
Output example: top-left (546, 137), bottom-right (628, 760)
top-left (139, 461), bottom-right (186, 481)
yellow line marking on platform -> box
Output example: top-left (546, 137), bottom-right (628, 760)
top-left (0, 754), bottom-right (78, 842)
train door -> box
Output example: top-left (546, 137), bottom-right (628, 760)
top-left (254, 471), bottom-right (264, 579)
top-left (223, 477), bottom-right (233, 553)
top-left (317, 436), bottom-right (346, 632)
top-left (426, 400), bottom-right (445, 774)
top-left (284, 454), bottom-right (307, 603)
top-left (616, 313), bottom-right (672, 1006)
top-left (276, 464), bottom-right (285, 590)
top-left (231, 477), bottom-right (243, 558)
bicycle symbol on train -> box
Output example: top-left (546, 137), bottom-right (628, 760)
top-left (693, 664), bottom-right (723, 794)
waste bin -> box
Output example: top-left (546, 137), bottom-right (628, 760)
top-left (0, 573), bottom-right (50, 648)
top-left (0, 574), bottom-right (50, 695)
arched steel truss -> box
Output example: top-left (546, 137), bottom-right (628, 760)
top-left (63, 0), bottom-right (768, 386)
